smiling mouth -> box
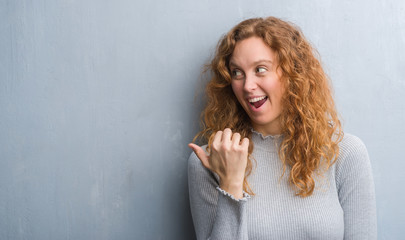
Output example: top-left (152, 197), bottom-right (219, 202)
top-left (249, 96), bottom-right (268, 108)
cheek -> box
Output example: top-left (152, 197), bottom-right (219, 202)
top-left (231, 83), bottom-right (246, 107)
top-left (275, 84), bottom-right (285, 110)
top-left (267, 81), bottom-right (284, 105)
top-left (275, 84), bottom-right (284, 100)
top-left (231, 82), bottom-right (242, 98)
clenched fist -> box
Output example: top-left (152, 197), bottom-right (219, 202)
top-left (188, 128), bottom-right (249, 199)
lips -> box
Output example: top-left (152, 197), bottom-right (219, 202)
top-left (248, 96), bottom-right (268, 108)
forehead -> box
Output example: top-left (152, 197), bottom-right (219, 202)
top-left (230, 36), bottom-right (276, 66)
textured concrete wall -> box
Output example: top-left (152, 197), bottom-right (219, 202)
top-left (1, 0), bottom-right (404, 239)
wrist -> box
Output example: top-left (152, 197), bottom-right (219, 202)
top-left (220, 180), bottom-right (244, 199)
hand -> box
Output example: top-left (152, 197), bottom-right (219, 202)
top-left (188, 128), bottom-right (249, 199)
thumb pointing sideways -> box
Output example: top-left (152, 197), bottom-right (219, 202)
top-left (188, 143), bottom-right (210, 169)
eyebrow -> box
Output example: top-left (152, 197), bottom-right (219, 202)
top-left (229, 59), bottom-right (273, 68)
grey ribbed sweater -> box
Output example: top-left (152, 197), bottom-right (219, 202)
top-left (188, 131), bottom-right (377, 240)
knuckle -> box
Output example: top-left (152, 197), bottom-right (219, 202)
top-left (212, 143), bottom-right (220, 151)
top-left (229, 144), bottom-right (236, 150)
top-left (215, 130), bottom-right (223, 136)
top-left (233, 142), bottom-right (244, 151)
top-left (235, 146), bottom-right (244, 152)
top-left (221, 143), bottom-right (230, 151)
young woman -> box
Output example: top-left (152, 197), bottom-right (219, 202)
top-left (187, 17), bottom-right (377, 239)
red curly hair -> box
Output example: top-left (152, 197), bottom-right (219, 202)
top-left (194, 17), bottom-right (343, 197)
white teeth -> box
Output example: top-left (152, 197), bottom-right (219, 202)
top-left (248, 96), bottom-right (266, 103)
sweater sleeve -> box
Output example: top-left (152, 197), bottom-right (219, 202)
top-left (335, 134), bottom-right (377, 240)
top-left (188, 149), bottom-right (250, 240)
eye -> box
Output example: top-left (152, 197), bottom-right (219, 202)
top-left (231, 69), bottom-right (244, 79)
top-left (256, 67), bottom-right (267, 73)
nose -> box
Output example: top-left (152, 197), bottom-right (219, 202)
top-left (243, 73), bottom-right (258, 92)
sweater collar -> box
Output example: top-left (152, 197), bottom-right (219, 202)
top-left (251, 129), bottom-right (283, 153)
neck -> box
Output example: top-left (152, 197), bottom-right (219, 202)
top-left (252, 123), bottom-right (282, 137)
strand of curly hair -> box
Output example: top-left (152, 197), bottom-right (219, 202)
top-left (193, 17), bottom-right (343, 197)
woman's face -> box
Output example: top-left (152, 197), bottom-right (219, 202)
top-left (230, 36), bottom-right (284, 136)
